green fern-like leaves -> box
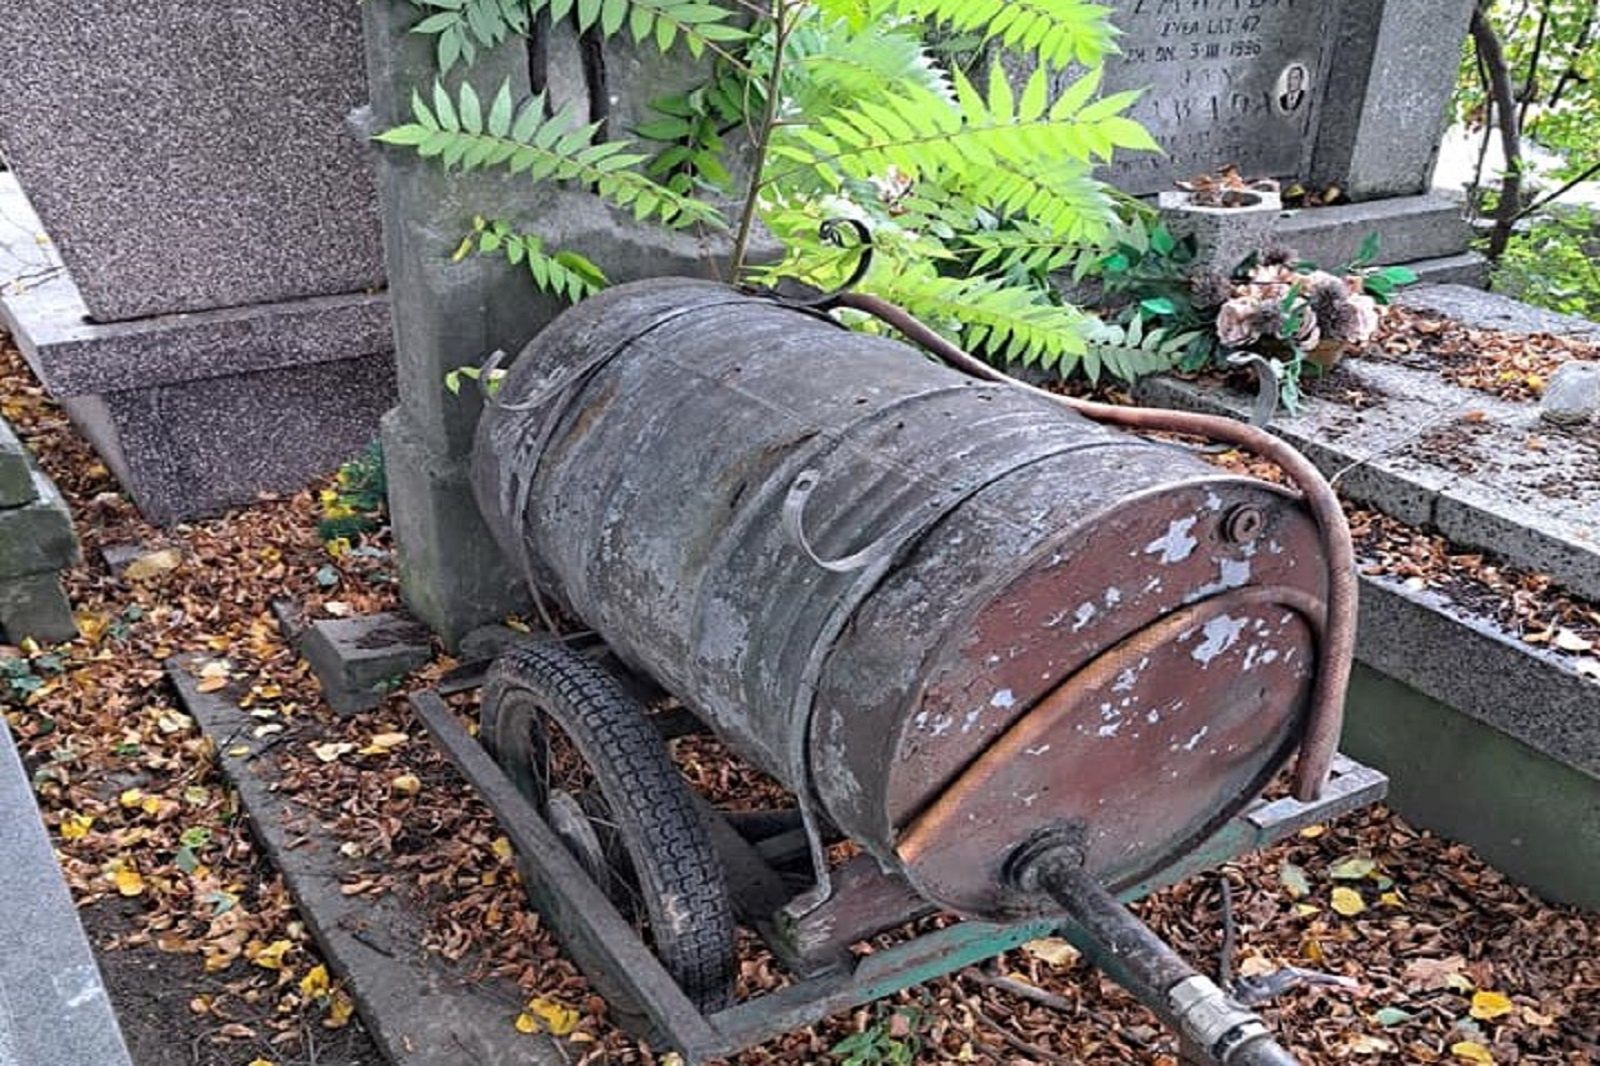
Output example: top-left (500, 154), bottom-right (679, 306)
top-left (375, 81), bottom-right (724, 229)
top-left (777, 66), bottom-right (1153, 190)
top-left (894, 0), bottom-right (1119, 69)
top-left (457, 217), bottom-right (609, 301)
top-left (409, 0), bottom-right (745, 72)
top-left (878, 267), bottom-right (1091, 371)
top-left (1082, 317), bottom-right (1201, 385)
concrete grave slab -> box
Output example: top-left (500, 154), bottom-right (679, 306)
top-left (0, 419), bottom-right (33, 508)
top-left (0, 464), bottom-right (79, 580)
top-left (1398, 283), bottom-right (1600, 338)
top-left (1137, 353), bottom-right (1600, 601)
top-left (168, 655), bottom-right (566, 1066)
top-left (0, 720), bottom-right (134, 1066)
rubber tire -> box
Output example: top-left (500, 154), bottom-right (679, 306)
top-left (480, 641), bottom-right (737, 1014)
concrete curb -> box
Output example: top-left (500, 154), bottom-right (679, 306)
top-left (168, 655), bottom-right (566, 1066)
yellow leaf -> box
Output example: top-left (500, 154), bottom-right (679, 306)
top-left (1021, 937), bottom-right (1081, 967)
top-left (123, 548), bottom-right (183, 581)
top-left (1298, 824), bottom-right (1326, 839)
top-left (524, 997), bottom-right (579, 1036)
top-left (113, 866), bottom-right (145, 897)
top-left (76, 611), bottom-right (110, 643)
top-left (1451, 1040), bottom-right (1494, 1064)
top-left (252, 939), bottom-right (295, 971)
top-left (312, 741), bottom-right (355, 763)
top-left (119, 789), bottom-right (145, 808)
top-left (390, 773), bottom-right (422, 796)
top-left (1380, 890), bottom-right (1404, 907)
top-left (324, 990), bottom-right (354, 1029)
top-left (491, 836), bottom-right (513, 861)
top-left (358, 732), bottom-right (410, 755)
top-left (226, 744), bottom-right (251, 757)
top-left (60, 813), bottom-right (95, 840)
top-left (299, 964), bottom-right (331, 999)
top-left (1470, 990), bottom-right (1514, 1021)
top-left (1330, 887), bottom-right (1366, 916)
top-left (514, 1012), bottom-right (539, 1034)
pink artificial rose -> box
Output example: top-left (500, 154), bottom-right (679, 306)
top-left (1217, 297), bottom-right (1261, 347)
top-left (1342, 293), bottom-right (1382, 343)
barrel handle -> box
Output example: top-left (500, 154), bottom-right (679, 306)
top-left (780, 468), bottom-right (916, 573)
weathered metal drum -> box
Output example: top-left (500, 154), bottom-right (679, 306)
top-left (473, 278), bottom-right (1328, 921)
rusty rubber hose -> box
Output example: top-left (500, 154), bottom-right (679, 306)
top-left (832, 292), bottom-right (1352, 801)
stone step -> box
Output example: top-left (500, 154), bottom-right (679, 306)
top-left (0, 721), bottom-right (134, 1065)
top-left (1405, 251), bottom-right (1492, 289)
top-left (1272, 192), bottom-right (1473, 270)
top-left (1346, 570), bottom-right (1600, 910)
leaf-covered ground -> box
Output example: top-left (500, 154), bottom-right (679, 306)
top-left (2, 334), bottom-right (1597, 1065)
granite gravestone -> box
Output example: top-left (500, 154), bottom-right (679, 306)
top-left (0, 2), bottom-right (398, 523)
top-left (1096, 0), bottom-right (1336, 196)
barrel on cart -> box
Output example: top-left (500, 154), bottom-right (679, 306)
top-left (409, 278), bottom-right (1385, 1064)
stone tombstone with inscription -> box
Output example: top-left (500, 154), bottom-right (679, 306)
top-left (1082, 0), bottom-right (1485, 285)
top-left (1098, 0), bottom-right (1333, 197)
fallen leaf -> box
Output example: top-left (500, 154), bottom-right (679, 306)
top-left (1451, 1040), bottom-right (1494, 1064)
top-left (1470, 990), bottom-right (1514, 1021)
top-left (359, 731), bottom-right (409, 755)
top-left (1022, 938), bottom-right (1081, 967)
top-left (1331, 887), bottom-right (1366, 916)
top-left (1553, 629), bottom-right (1594, 653)
top-left (1278, 861), bottom-right (1310, 898)
top-left (60, 813), bottom-right (95, 840)
top-left (300, 964), bottom-right (331, 999)
top-left (312, 741), bottom-right (355, 763)
top-left (522, 996), bottom-right (579, 1036)
top-left (123, 548), bottom-right (183, 581)
top-left (1329, 855), bottom-right (1377, 880)
top-left (1403, 955), bottom-right (1469, 991)
top-left (390, 773), bottom-right (422, 796)
top-left (1372, 1007), bottom-right (1415, 1027)
top-left (113, 865), bottom-right (145, 897)
top-left (1348, 1034), bottom-right (1395, 1055)
top-left (324, 990), bottom-right (354, 1029)
top-left (252, 939), bottom-right (294, 971)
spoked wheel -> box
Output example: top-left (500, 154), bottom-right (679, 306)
top-left (480, 640), bottom-right (737, 1016)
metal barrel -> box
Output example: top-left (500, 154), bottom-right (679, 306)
top-left (473, 278), bottom-right (1329, 921)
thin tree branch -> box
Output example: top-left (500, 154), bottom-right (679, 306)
top-left (1472, 1), bottom-right (1526, 259)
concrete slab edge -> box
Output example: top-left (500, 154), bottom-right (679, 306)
top-left (0, 719), bottom-right (134, 1066)
top-left (1356, 572), bottom-right (1600, 779)
top-left (1135, 374), bottom-right (1600, 602)
top-left (167, 655), bottom-right (567, 1066)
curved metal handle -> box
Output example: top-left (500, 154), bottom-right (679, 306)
top-left (780, 468), bottom-right (908, 573)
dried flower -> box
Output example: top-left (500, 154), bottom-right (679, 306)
top-left (1190, 271), bottom-right (1234, 310)
top-left (1216, 297), bottom-right (1261, 347)
top-left (1259, 242), bottom-right (1300, 268)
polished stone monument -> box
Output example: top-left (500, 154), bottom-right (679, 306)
top-left (0, 2), bottom-right (395, 522)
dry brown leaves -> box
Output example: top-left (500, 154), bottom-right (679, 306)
top-left (1368, 308), bottom-right (1600, 404)
top-left (4, 334), bottom-right (1598, 1065)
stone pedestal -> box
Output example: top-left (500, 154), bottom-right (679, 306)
top-left (0, 419), bottom-right (79, 644)
top-left (0, 2), bottom-right (395, 523)
top-left (1157, 189), bottom-right (1283, 277)
top-left (362, 3), bottom-right (747, 645)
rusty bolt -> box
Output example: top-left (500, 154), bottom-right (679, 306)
top-left (1222, 505), bottom-right (1265, 544)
